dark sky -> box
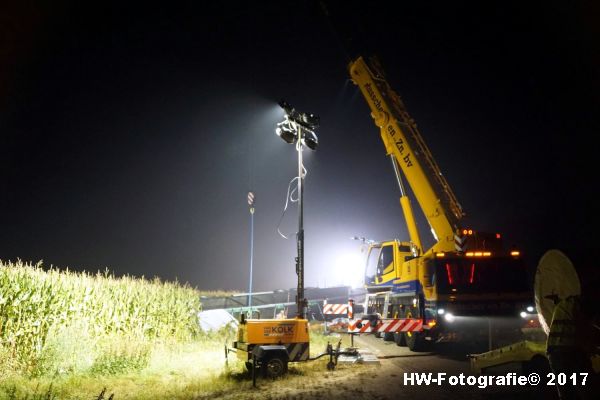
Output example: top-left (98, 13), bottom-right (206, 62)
top-left (1, 1), bottom-right (598, 291)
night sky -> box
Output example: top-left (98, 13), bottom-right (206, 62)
top-left (1, 1), bottom-right (597, 291)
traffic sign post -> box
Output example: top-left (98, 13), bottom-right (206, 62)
top-left (247, 191), bottom-right (255, 315)
top-left (248, 191), bottom-right (255, 214)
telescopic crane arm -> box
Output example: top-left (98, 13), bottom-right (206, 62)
top-left (349, 56), bottom-right (465, 254)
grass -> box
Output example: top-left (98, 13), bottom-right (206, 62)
top-left (1, 337), bottom-right (228, 400)
top-left (0, 325), bottom-right (357, 400)
top-left (0, 260), bottom-right (361, 400)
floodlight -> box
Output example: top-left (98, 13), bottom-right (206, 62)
top-left (278, 99), bottom-right (294, 116)
top-left (276, 125), bottom-right (296, 144)
top-left (277, 99), bottom-right (320, 133)
top-left (299, 112), bottom-right (320, 130)
top-left (302, 130), bottom-right (318, 150)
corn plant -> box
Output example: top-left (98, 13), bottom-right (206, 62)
top-left (0, 260), bottom-right (202, 375)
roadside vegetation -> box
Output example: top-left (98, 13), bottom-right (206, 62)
top-left (0, 260), bottom-right (355, 400)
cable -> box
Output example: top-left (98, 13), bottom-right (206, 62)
top-left (277, 177), bottom-right (298, 239)
top-left (276, 164), bottom-right (308, 239)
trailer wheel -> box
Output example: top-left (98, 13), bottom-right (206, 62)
top-left (262, 355), bottom-right (288, 378)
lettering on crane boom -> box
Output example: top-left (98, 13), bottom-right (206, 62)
top-left (365, 83), bottom-right (413, 168)
top-left (264, 324), bottom-right (295, 337)
top-left (365, 83), bottom-right (385, 113)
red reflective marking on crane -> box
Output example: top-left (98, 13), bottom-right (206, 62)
top-left (445, 263), bottom-right (453, 285)
top-left (469, 263), bottom-right (475, 284)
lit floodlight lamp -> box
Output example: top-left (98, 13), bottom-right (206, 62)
top-left (300, 112), bottom-right (320, 130)
top-left (275, 124), bottom-right (296, 144)
top-left (278, 99), bottom-right (294, 116)
top-left (277, 99), bottom-right (320, 133)
top-left (302, 130), bottom-right (319, 150)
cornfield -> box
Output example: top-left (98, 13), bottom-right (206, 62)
top-left (0, 260), bottom-right (202, 376)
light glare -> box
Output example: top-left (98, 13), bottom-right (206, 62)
top-left (333, 252), bottom-right (364, 288)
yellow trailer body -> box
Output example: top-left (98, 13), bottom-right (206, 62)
top-left (234, 318), bottom-right (311, 363)
top-left (238, 318), bottom-right (309, 344)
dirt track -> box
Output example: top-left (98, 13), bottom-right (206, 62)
top-left (205, 335), bottom-right (599, 400)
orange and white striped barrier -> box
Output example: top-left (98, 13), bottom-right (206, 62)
top-left (348, 318), bottom-right (423, 333)
top-left (322, 303), bottom-right (349, 315)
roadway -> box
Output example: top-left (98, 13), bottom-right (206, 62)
top-left (333, 334), bottom-right (568, 400)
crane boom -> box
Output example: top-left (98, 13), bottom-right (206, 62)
top-left (349, 56), bottom-right (464, 253)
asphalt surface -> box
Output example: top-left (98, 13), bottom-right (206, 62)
top-left (343, 335), bottom-right (595, 400)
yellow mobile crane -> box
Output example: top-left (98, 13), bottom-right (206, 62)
top-left (350, 56), bottom-right (533, 351)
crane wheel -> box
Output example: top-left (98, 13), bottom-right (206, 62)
top-left (404, 309), bottom-right (427, 352)
top-left (383, 332), bottom-right (395, 341)
top-left (392, 306), bottom-right (406, 346)
top-left (394, 331), bottom-right (407, 347)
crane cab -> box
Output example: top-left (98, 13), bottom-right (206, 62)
top-left (365, 240), bottom-right (417, 290)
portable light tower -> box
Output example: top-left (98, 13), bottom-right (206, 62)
top-left (275, 99), bottom-right (319, 318)
top-left (230, 100), bottom-right (319, 379)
